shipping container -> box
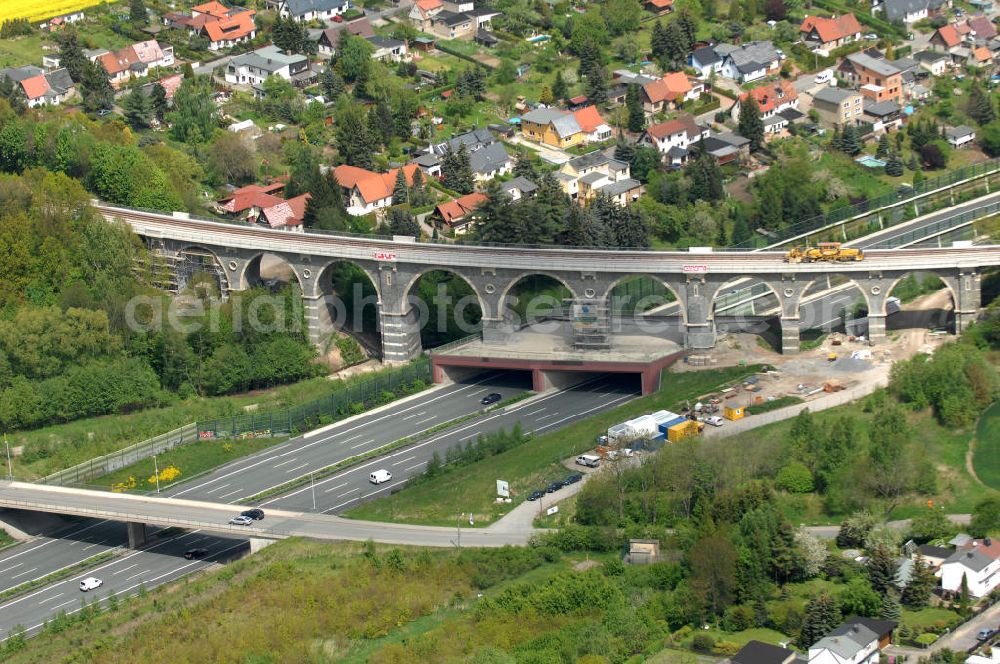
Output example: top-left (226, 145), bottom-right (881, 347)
top-left (667, 419), bottom-right (701, 443)
top-left (624, 415), bottom-right (659, 440)
top-left (659, 416), bottom-right (688, 434)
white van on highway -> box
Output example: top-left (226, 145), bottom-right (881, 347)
top-left (370, 469), bottom-right (392, 484)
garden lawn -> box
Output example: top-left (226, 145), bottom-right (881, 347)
top-left (972, 400), bottom-right (1000, 491)
top-left (345, 365), bottom-right (764, 526)
top-left (87, 436), bottom-right (290, 494)
top-left (900, 606), bottom-right (961, 631)
top-left (680, 627), bottom-right (791, 650)
top-left (0, 34), bottom-right (45, 68)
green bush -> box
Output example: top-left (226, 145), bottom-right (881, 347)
top-left (775, 462), bottom-right (815, 493)
top-left (692, 633), bottom-right (715, 653)
top-left (916, 633), bottom-right (938, 647)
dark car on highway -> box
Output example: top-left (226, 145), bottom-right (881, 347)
top-left (562, 473), bottom-right (583, 486)
top-left (184, 548), bottom-right (208, 560)
top-left (480, 392), bottom-right (502, 406)
top-left (241, 508), bottom-right (265, 521)
top-left (546, 482), bottom-right (563, 493)
top-left (527, 489), bottom-right (545, 501)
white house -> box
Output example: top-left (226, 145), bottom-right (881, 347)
top-left (880, 0), bottom-right (929, 23)
top-left (365, 35), bottom-right (409, 62)
top-left (808, 623), bottom-right (880, 664)
top-left (641, 115), bottom-right (709, 167)
top-left (688, 45), bottom-right (723, 78)
top-left (941, 546), bottom-right (1000, 597)
top-left (333, 164), bottom-right (418, 216)
top-left (946, 125), bottom-right (976, 148)
top-left (269, 0), bottom-right (351, 21)
top-left (225, 45), bottom-right (311, 91)
top-left (716, 41), bottom-right (781, 84)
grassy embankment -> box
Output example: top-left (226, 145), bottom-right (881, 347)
top-left (346, 364), bottom-right (765, 527)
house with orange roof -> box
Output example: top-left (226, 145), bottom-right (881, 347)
top-left (0, 65), bottom-right (75, 107)
top-left (971, 45), bottom-right (993, 67)
top-left (799, 14), bottom-right (862, 49)
top-left (93, 40), bottom-right (174, 87)
top-left (435, 192), bottom-right (487, 233)
top-left (217, 183), bottom-right (286, 222)
top-left (409, 0), bottom-right (444, 29)
top-left (729, 79), bottom-right (798, 122)
top-left (202, 10), bottom-right (257, 50)
top-left (571, 105), bottom-right (612, 143)
top-left (633, 72), bottom-right (704, 114)
top-left (644, 0), bottom-right (673, 14)
top-left (640, 115), bottom-right (709, 167)
top-left (930, 23), bottom-right (963, 50)
top-left (334, 164), bottom-right (419, 216)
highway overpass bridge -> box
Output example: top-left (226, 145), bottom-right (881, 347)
top-left (0, 481), bottom-right (523, 548)
top-left (99, 203), bottom-right (996, 360)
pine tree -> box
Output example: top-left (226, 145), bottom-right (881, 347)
top-left (442, 144), bottom-right (474, 194)
top-left (675, 8), bottom-right (698, 49)
top-left (831, 127), bottom-right (843, 152)
top-left (539, 85), bottom-right (554, 106)
top-left (384, 207), bottom-right (420, 236)
top-left (130, 0), bottom-right (146, 25)
top-left (626, 84), bottom-right (645, 133)
top-left (391, 169), bottom-right (409, 206)
top-left (876, 134), bottom-right (889, 159)
top-left (841, 125), bottom-right (862, 155)
top-left (149, 82), bottom-right (168, 121)
top-left (969, 79), bottom-right (996, 126)
top-left (320, 68), bottom-right (344, 101)
top-left (885, 151), bottom-right (904, 177)
top-left (585, 65), bottom-right (608, 106)
top-left (867, 545), bottom-right (899, 596)
top-left (552, 70), bottom-right (568, 102)
top-left (880, 591), bottom-right (902, 621)
top-left (651, 20), bottom-right (669, 60)
top-left (122, 87), bottom-right (152, 129)
top-left (614, 133), bottom-right (635, 164)
top-left (730, 214), bottom-right (752, 246)
top-left (959, 573), bottom-right (971, 613)
top-left (57, 29), bottom-right (87, 83)
top-left (901, 555), bottom-right (935, 609)
top-left (738, 95), bottom-right (765, 151)
top-left (80, 61), bottom-right (114, 113)
top-left (560, 204), bottom-right (591, 246)
top-left (512, 152), bottom-right (537, 179)
top-left (409, 168), bottom-right (428, 207)
top-left (799, 593), bottom-right (840, 648)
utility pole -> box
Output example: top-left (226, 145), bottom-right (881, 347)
top-left (4, 434), bottom-right (11, 481)
top-left (153, 455), bottom-right (160, 494)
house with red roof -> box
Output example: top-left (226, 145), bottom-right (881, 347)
top-left (435, 192), bottom-right (487, 233)
top-left (0, 66), bottom-right (75, 107)
top-left (640, 115), bottom-right (709, 167)
top-left (635, 72), bottom-right (704, 114)
top-left (202, 10), bottom-right (257, 50)
top-left (644, 0), bottom-right (673, 14)
top-left (216, 182), bottom-right (308, 232)
top-left (572, 105), bottom-right (612, 143)
top-left (930, 24), bottom-right (963, 50)
top-left (334, 164), bottom-right (419, 216)
top-left (93, 40), bottom-right (175, 87)
top-left (409, 0), bottom-right (444, 29)
top-left (729, 79), bottom-right (798, 121)
top-left (262, 193), bottom-right (310, 231)
top-left (799, 14), bottom-right (862, 49)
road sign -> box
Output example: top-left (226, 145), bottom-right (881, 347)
top-left (496, 479), bottom-right (509, 498)
top-left (374, 250), bottom-right (396, 261)
top-left (546, 506), bottom-right (559, 516)
top-left (682, 265), bottom-right (709, 273)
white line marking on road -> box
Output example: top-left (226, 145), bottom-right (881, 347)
top-left (10, 568), bottom-right (36, 580)
top-left (38, 593), bottom-right (64, 605)
top-left (3, 563), bottom-right (21, 571)
top-left (401, 411), bottom-right (426, 421)
top-left (324, 481), bottom-right (350, 493)
top-left (273, 457), bottom-right (298, 468)
top-left (405, 462), bottom-right (425, 472)
top-left (534, 413), bottom-right (558, 421)
top-left (327, 484), bottom-right (394, 511)
top-left (523, 408), bottom-right (547, 416)
top-left (340, 434), bottom-right (363, 443)
top-left (203, 483), bottom-right (231, 496)
top-left (112, 564), bottom-right (138, 576)
top-left (217, 489), bottom-right (242, 499)
top-left (350, 440), bottom-right (375, 450)
top-left (414, 416), bottom-right (435, 425)
top-left (394, 455), bottom-right (416, 465)
top-left (534, 393), bottom-right (636, 434)
top-left (286, 463), bottom-right (309, 474)
top-left (81, 539), bottom-right (109, 551)
top-left (50, 599), bottom-right (76, 610)
top-left (126, 570), bottom-right (151, 581)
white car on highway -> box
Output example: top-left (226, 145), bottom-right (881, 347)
top-left (79, 577), bottom-right (103, 592)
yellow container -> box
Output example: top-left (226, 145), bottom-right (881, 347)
top-left (667, 420), bottom-right (701, 443)
top-left (723, 402), bottom-right (745, 421)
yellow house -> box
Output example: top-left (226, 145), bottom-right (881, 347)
top-left (723, 402), bottom-right (745, 421)
top-left (520, 107), bottom-right (584, 149)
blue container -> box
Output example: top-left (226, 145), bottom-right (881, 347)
top-left (659, 416), bottom-right (688, 434)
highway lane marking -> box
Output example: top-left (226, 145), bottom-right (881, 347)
top-left (10, 568), bottom-right (36, 579)
top-left (404, 462), bottom-right (425, 472)
top-left (394, 455), bottom-right (417, 465)
top-left (112, 564), bottom-right (138, 576)
top-left (126, 570), bottom-right (151, 581)
top-left (401, 411), bottom-right (426, 421)
top-left (0, 520), bottom-right (115, 565)
top-left (217, 489), bottom-right (242, 499)
top-left (523, 408), bottom-right (547, 416)
top-left (170, 376), bottom-right (508, 497)
top-left (3, 563), bottom-right (21, 571)
top-left (534, 393), bottom-right (636, 434)
top-left (203, 483), bottom-right (231, 495)
top-left (286, 463), bottom-right (309, 474)
top-left (340, 434), bottom-right (363, 443)
top-left (81, 539), bottom-right (110, 551)
top-left (324, 481), bottom-right (350, 493)
top-left (262, 376), bottom-right (615, 507)
top-left (1, 541), bottom-right (250, 641)
top-left (50, 599), bottom-right (77, 610)
top-left (37, 594), bottom-right (64, 605)
top-left (273, 457), bottom-right (298, 468)
top-left (349, 439), bottom-right (375, 450)
top-left (327, 484), bottom-right (394, 512)
top-left (534, 413), bottom-right (558, 421)
top-left (414, 416), bottom-right (436, 425)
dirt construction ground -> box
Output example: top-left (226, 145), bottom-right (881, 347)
top-left (673, 289), bottom-right (956, 404)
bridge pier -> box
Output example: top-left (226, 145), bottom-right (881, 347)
top-left (946, 270), bottom-right (982, 334)
top-left (682, 275), bottom-right (716, 349)
top-left (126, 522), bottom-right (147, 549)
top-left (303, 293), bottom-right (331, 347)
top-left (867, 314), bottom-right (887, 343)
top-left (780, 318), bottom-right (801, 353)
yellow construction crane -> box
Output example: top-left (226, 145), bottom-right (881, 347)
top-left (786, 242), bottom-right (864, 264)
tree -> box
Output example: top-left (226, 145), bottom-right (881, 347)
top-left (409, 168), bottom-right (430, 207)
top-left (122, 87), bottom-right (152, 130)
top-left (880, 591), bottom-right (902, 621)
top-left (207, 132), bottom-right (256, 186)
top-left (602, 0), bottom-right (642, 36)
top-left (149, 82), bottom-right (168, 122)
top-left (335, 101), bottom-right (376, 169)
top-left (302, 169), bottom-right (348, 231)
top-left (552, 70), bottom-right (568, 102)
top-left (337, 34), bottom-right (374, 85)
top-left (901, 555), bottom-right (935, 608)
top-left (969, 79), bottom-right (996, 126)
top-left (867, 545), bottom-right (900, 596)
top-left (391, 168), bottom-right (408, 206)
top-left (130, 0), bottom-right (146, 25)
top-left (80, 61), bottom-right (114, 113)
top-left (442, 144), bottom-right (474, 195)
top-left (585, 65), bottom-right (608, 106)
top-left (383, 207), bottom-right (420, 237)
top-left (885, 151), bottom-right (904, 177)
top-left (539, 85), bottom-right (554, 106)
top-left (840, 125), bottom-right (862, 155)
top-left (512, 152), bottom-right (537, 180)
top-left (626, 84), bottom-right (645, 133)
top-left (320, 67), bottom-right (345, 101)
top-left (971, 495), bottom-right (1000, 536)
top-left (799, 593), bottom-right (839, 647)
top-left (0, 77), bottom-right (26, 114)
top-left (764, 0), bottom-right (787, 20)
top-left (921, 143), bottom-right (947, 169)
top-left (876, 134), bottom-right (890, 159)
top-left (651, 20), bottom-right (669, 61)
top-left (689, 534), bottom-right (737, 615)
top-left (837, 577), bottom-right (881, 617)
top-left (979, 121), bottom-right (1000, 157)
top-left (738, 95), bottom-right (765, 152)
top-left (58, 29), bottom-right (87, 82)
top-left (168, 79), bottom-right (216, 144)
top-left (909, 507), bottom-right (953, 542)
top-left (730, 214), bottom-right (752, 246)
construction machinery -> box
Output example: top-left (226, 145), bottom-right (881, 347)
top-left (786, 242), bottom-right (864, 263)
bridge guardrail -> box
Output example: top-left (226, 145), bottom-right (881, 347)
top-left (39, 424), bottom-right (199, 487)
top-left (865, 200), bottom-right (1000, 249)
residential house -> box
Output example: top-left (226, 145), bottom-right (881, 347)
top-left (731, 641), bottom-right (797, 664)
top-left (812, 86), bottom-right (865, 128)
top-left (39, 11), bottom-right (85, 31)
top-left (225, 45), bottom-right (313, 93)
top-left (520, 107), bottom-right (596, 149)
top-left (947, 124), bottom-right (977, 147)
top-left (729, 79), bottom-right (798, 122)
top-left (269, 0), bottom-right (351, 21)
top-left (914, 49), bottom-right (950, 75)
top-left (428, 8), bottom-right (500, 40)
top-left (717, 41), bottom-right (781, 84)
top-left (931, 23), bottom-right (963, 50)
top-left (557, 152), bottom-right (642, 206)
top-left (0, 66), bottom-right (76, 107)
top-left (501, 176), bottom-right (537, 201)
top-left (808, 622), bottom-right (881, 664)
top-left (640, 115), bottom-right (709, 167)
top-left (333, 163), bottom-right (419, 215)
top-left (914, 544), bottom-right (955, 569)
top-left (409, 0), bottom-right (444, 30)
top-left (688, 45), bottom-right (723, 79)
top-left (435, 192), bottom-right (487, 234)
top-left (971, 45), bottom-right (994, 68)
top-left (940, 542), bottom-right (1000, 597)
top-left (699, 132), bottom-right (751, 164)
top-left (425, 127), bottom-right (513, 182)
top-left (571, 105), bottom-right (612, 143)
top-left (880, 0), bottom-right (929, 23)
top-left (643, 72), bottom-right (704, 113)
top-left (316, 17), bottom-right (374, 56)
top-left (967, 15), bottom-right (998, 40)
top-left (93, 40), bottom-right (175, 88)
top-left (443, 0), bottom-right (473, 11)
top-left (645, 0), bottom-right (673, 13)
top-left (863, 99), bottom-right (903, 132)
top-left (839, 617), bottom-right (897, 650)
top-left (217, 182), bottom-right (285, 222)
top-left (799, 14), bottom-right (863, 50)
top-left (838, 52), bottom-right (903, 105)
top-left (201, 11), bottom-right (257, 51)
top-left (366, 35), bottom-right (408, 62)
top-left (261, 193), bottom-right (310, 231)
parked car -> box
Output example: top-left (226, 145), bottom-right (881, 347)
top-left (79, 577), bottom-right (103, 592)
top-left (576, 454), bottom-right (601, 468)
top-left (705, 416), bottom-right (724, 427)
top-left (184, 548), bottom-right (208, 560)
top-left (526, 489), bottom-right (545, 501)
top-left (864, 32), bottom-right (878, 39)
top-left (978, 628), bottom-right (996, 641)
top-left (229, 515), bottom-right (253, 526)
top-left (480, 392), bottom-right (502, 405)
top-left (562, 473), bottom-right (583, 486)
top-left (241, 508), bottom-right (265, 521)
top-left (546, 481), bottom-right (562, 493)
